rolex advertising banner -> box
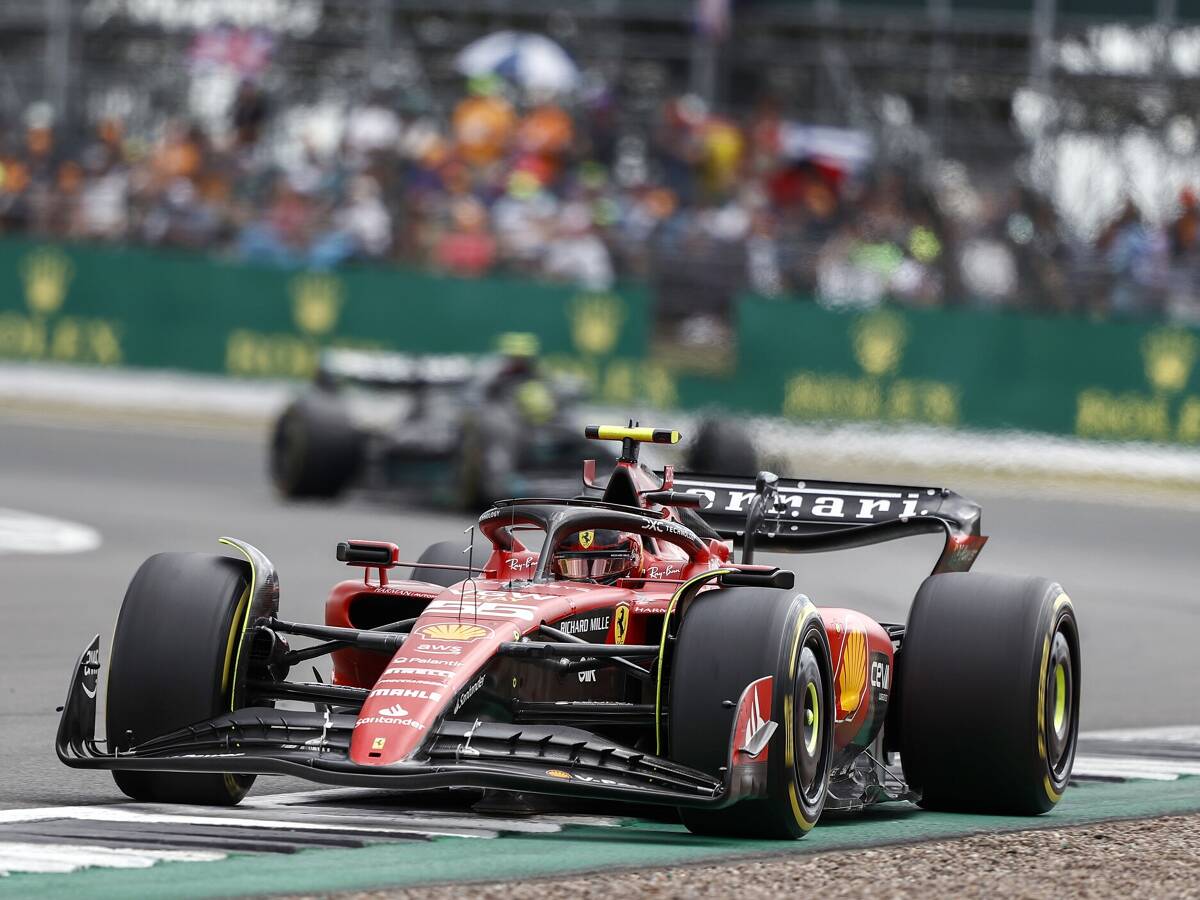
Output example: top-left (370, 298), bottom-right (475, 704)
top-left (670, 296), bottom-right (1200, 444)
top-left (2, 238), bottom-right (1199, 445)
top-left (0, 239), bottom-right (669, 408)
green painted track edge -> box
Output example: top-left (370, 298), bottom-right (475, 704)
top-left (4, 777), bottom-right (1200, 900)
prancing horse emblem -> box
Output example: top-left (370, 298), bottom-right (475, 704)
top-left (579, 530), bottom-right (594, 549)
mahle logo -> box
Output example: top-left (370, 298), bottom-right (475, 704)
top-left (1077, 327), bottom-right (1200, 442)
top-left (0, 246), bottom-right (121, 365)
top-left (783, 309), bottom-right (958, 426)
top-left (569, 293), bottom-right (624, 356)
top-left (291, 273), bottom-right (343, 336)
top-left (21, 247), bottom-right (73, 315)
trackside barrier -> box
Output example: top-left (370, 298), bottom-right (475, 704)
top-left (1, 238), bottom-right (1198, 444)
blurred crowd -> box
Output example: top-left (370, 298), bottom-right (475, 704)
top-left (2, 77), bottom-right (1199, 323)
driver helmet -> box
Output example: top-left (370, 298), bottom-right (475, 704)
top-left (552, 529), bottom-right (642, 584)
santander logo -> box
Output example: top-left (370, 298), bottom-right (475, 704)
top-left (377, 704), bottom-right (410, 717)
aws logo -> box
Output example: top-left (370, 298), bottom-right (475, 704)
top-left (782, 309), bottom-right (959, 427)
top-left (0, 247), bottom-right (123, 365)
top-left (1076, 327), bottom-right (1200, 443)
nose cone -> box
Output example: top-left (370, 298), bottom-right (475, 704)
top-left (349, 620), bottom-right (516, 765)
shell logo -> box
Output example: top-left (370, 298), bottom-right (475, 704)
top-left (416, 623), bottom-right (492, 642)
top-left (837, 628), bottom-right (868, 717)
top-left (545, 769), bottom-right (572, 780)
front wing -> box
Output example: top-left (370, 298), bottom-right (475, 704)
top-left (57, 637), bottom-right (765, 810)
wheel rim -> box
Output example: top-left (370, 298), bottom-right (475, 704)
top-left (1045, 626), bottom-right (1075, 776)
top-left (794, 644), bottom-right (826, 802)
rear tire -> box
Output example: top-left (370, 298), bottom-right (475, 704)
top-left (669, 587), bottom-right (833, 838)
top-left (270, 392), bottom-right (363, 499)
top-left (686, 418), bottom-right (758, 475)
top-left (410, 541), bottom-right (468, 588)
top-left (897, 573), bottom-right (1080, 815)
top-left (107, 553), bottom-right (257, 805)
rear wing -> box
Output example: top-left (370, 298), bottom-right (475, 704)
top-left (669, 471), bottom-right (986, 575)
top-left (316, 348), bottom-right (476, 390)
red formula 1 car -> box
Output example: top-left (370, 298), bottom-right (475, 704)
top-left (58, 425), bottom-right (1081, 838)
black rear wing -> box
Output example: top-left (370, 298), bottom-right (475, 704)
top-left (316, 348), bottom-right (476, 390)
top-left (669, 471), bottom-right (986, 575)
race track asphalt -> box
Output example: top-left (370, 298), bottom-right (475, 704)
top-left (1, 412), bottom-right (1196, 810)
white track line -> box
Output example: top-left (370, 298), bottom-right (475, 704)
top-left (0, 842), bottom-right (224, 876)
top-left (1081, 725), bottom-right (1200, 745)
top-left (0, 806), bottom-right (491, 839)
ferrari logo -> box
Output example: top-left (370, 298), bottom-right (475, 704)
top-left (371, 737), bottom-right (386, 750)
top-left (613, 604), bottom-right (630, 645)
top-left (579, 530), bottom-right (594, 549)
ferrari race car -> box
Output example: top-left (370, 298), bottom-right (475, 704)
top-left (59, 425), bottom-right (1080, 838)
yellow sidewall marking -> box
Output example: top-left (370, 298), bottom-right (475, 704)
top-left (220, 585), bottom-right (251, 696)
top-left (218, 539), bottom-right (258, 712)
top-left (1053, 663), bottom-right (1066, 733)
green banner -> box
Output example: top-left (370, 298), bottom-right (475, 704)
top-left (671, 297), bottom-right (1200, 444)
top-left (0, 238), bottom-right (678, 409)
top-left (1, 238), bottom-right (1199, 444)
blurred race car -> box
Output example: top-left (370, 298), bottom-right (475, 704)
top-left (60, 424), bottom-right (1080, 838)
top-left (270, 338), bottom-right (756, 509)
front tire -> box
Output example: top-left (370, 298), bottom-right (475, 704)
top-left (669, 587), bottom-right (833, 838)
top-left (410, 541), bottom-right (468, 588)
top-left (896, 573), bottom-right (1080, 815)
top-left (270, 392), bottom-right (363, 499)
top-left (107, 552), bottom-right (257, 805)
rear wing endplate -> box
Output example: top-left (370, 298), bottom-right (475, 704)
top-left (670, 471), bottom-right (986, 575)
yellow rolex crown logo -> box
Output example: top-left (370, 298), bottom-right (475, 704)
top-left (852, 310), bottom-right (908, 377)
top-left (290, 273), bottom-right (343, 336)
top-left (1142, 329), bottom-right (1197, 393)
top-left (837, 629), bottom-right (867, 715)
top-left (417, 623), bottom-right (490, 641)
top-left (569, 293), bottom-right (624, 356)
top-left (20, 247), bottom-right (73, 315)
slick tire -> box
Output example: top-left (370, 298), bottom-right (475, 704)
top-left (896, 573), bottom-right (1080, 815)
top-left (410, 541), bottom-right (468, 588)
top-left (270, 392), bottom-right (363, 499)
top-left (685, 418), bottom-right (758, 476)
top-left (669, 587), bottom-right (833, 839)
top-left (107, 552), bottom-right (256, 805)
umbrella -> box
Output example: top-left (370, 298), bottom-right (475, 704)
top-left (455, 31), bottom-right (580, 94)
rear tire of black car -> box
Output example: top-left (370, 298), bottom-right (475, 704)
top-left (685, 418), bottom-right (759, 475)
top-left (270, 392), bottom-right (363, 499)
top-left (107, 552), bottom-right (257, 806)
top-left (410, 541), bottom-right (469, 588)
top-left (669, 586), bottom-right (833, 839)
top-left (896, 572), bottom-right (1080, 815)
